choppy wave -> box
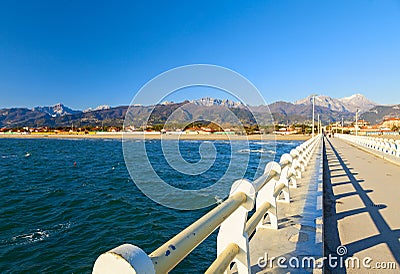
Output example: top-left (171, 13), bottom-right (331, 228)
top-left (10, 230), bottom-right (50, 245)
top-left (1, 154), bottom-right (17, 159)
top-left (250, 141), bottom-right (275, 145)
top-left (277, 141), bottom-right (299, 146)
top-left (1, 222), bottom-right (71, 247)
top-left (237, 148), bottom-right (276, 154)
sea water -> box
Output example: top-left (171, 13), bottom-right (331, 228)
top-left (0, 138), bottom-right (301, 273)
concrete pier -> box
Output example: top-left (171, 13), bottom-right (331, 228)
top-left (248, 138), bottom-right (324, 273)
top-left (323, 137), bottom-right (400, 273)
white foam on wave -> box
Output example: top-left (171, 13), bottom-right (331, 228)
top-left (237, 149), bottom-right (276, 154)
top-left (251, 141), bottom-right (275, 145)
top-left (278, 141), bottom-right (299, 146)
top-left (1, 154), bottom-right (17, 159)
top-left (11, 230), bottom-right (50, 243)
top-left (1, 222), bottom-right (71, 247)
top-left (216, 140), bottom-right (231, 144)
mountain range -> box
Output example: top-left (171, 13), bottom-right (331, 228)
top-left (1, 94), bottom-right (398, 128)
top-left (294, 94), bottom-right (377, 113)
top-left (32, 103), bottom-right (81, 117)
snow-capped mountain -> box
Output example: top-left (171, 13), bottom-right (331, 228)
top-left (83, 105), bottom-right (111, 113)
top-left (294, 94), bottom-right (377, 113)
top-left (32, 103), bottom-right (81, 117)
top-left (190, 97), bottom-right (244, 108)
top-left (295, 95), bottom-right (348, 112)
top-left (338, 94), bottom-right (377, 113)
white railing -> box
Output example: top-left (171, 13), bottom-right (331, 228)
top-left (92, 134), bottom-right (323, 274)
top-left (335, 134), bottom-right (400, 158)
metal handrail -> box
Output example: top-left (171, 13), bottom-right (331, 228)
top-left (149, 191), bottom-right (247, 273)
top-left (244, 201), bottom-right (272, 236)
top-left (273, 182), bottom-right (287, 197)
top-left (204, 243), bottom-right (240, 274)
top-left (253, 169), bottom-right (278, 193)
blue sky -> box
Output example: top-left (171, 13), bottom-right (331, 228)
top-left (0, 0), bottom-right (399, 109)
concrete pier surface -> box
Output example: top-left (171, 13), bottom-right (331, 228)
top-left (248, 138), bottom-right (324, 273)
top-left (324, 137), bottom-right (400, 273)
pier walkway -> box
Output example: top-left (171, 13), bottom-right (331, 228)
top-left (324, 137), bottom-right (400, 273)
top-left (249, 136), bottom-right (323, 273)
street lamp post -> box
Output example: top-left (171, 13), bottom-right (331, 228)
top-left (342, 117), bottom-right (344, 134)
top-left (312, 95), bottom-right (315, 137)
top-left (355, 109), bottom-right (359, 136)
top-left (320, 119), bottom-right (322, 134)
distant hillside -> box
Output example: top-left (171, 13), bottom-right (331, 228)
top-left (361, 104), bottom-right (400, 124)
top-left (0, 94), bottom-right (395, 128)
top-left (0, 106), bottom-right (128, 128)
top-left (264, 101), bottom-right (355, 124)
top-left (0, 108), bottom-right (49, 128)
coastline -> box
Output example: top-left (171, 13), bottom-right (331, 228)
top-left (3, 132), bottom-right (399, 141)
top-left (0, 133), bottom-right (311, 141)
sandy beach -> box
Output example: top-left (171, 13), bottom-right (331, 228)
top-left (0, 133), bottom-right (312, 141)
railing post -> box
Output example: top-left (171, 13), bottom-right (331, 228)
top-left (373, 138), bottom-right (378, 149)
top-left (277, 153), bottom-right (292, 203)
top-left (256, 162), bottom-right (281, 230)
top-left (93, 244), bottom-right (155, 274)
top-left (389, 139), bottom-right (396, 155)
top-left (304, 141), bottom-right (313, 164)
top-left (297, 146), bottom-right (306, 172)
top-left (367, 137), bottom-right (372, 148)
top-left (385, 139), bottom-right (391, 154)
top-left (396, 140), bottom-right (400, 158)
top-left (288, 166), bottom-right (298, 188)
top-left (373, 138), bottom-right (379, 150)
top-left (379, 140), bottom-right (385, 152)
top-left (290, 148), bottom-right (301, 180)
top-left (217, 179), bottom-right (255, 274)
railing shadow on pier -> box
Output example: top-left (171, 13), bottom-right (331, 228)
top-left (323, 137), bottom-right (400, 272)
